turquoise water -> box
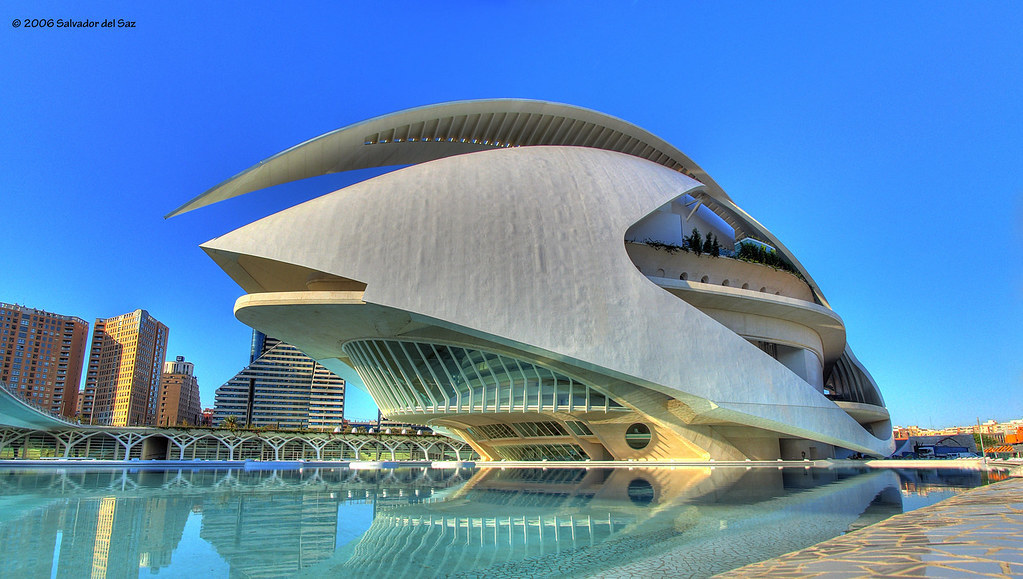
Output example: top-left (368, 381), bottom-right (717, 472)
top-left (0, 465), bottom-right (990, 578)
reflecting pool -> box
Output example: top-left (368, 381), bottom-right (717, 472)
top-left (0, 465), bottom-right (994, 578)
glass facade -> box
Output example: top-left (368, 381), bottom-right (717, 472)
top-left (467, 421), bottom-right (573, 441)
top-left (342, 340), bottom-right (626, 417)
top-left (469, 423), bottom-right (517, 440)
top-left (213, 334), bottom-right (345, 430)
top-left (566, 421), bottom-right (594, 436)
top-left (494, 443), bottom-right (590, 461)
top-left (512, 421), bottom-right (568, 438)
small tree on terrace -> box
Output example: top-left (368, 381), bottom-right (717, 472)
top-left (710, 234), bottom-right (720, 257)
top-left (689, 228), bottom-right (702, 255)
top-left (703, 231), bottom-right (713, 254)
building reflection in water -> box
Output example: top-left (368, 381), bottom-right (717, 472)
top-left (320, 467), bottom-right (909, 577)
top-left (0, 466), bottom-right (990, 578)
top-left (0, 470), bottom-right (196, 578)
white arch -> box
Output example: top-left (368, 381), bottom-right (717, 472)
top-left (167, 99), bottom-right (731, 216)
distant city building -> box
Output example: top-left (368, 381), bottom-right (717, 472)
top-left (893, 417), bottom-right (1023, 443)
top-left (892, 425), bottom-right (923, 439)
top-left (892, 419), bottom-right (1023, 458)
top-left (1005, 427), bottom-right (1023, 445)
top-left (81, 309), bottom-right (169, 426)
top-left (156, 356), bottom-right (202, 427)
top-left (0, 303), bottom-right (89, 418)
top-left (201, 407), bottom-right (214, 427)
top-left (213, 331), bottom-right (344, 430)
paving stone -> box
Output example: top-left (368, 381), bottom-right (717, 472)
top-left (713, 478), bottom-right (1023, 578)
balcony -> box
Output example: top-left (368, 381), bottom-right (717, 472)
top-left (625, 242), bottom-right (813, 303)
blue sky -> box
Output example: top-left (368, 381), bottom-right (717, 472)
top-left (2, 2), bottom-right (1020, 427)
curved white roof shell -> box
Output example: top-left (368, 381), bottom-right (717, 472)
top-left (180, 99), bottom-right (890, 459)
top-left (200, 146), bottom-right (891, 457)
top-left (167, 99), bottom-right (832, 307)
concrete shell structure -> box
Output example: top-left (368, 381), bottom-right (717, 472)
top-left (177, 99), bottom-right (893, 461)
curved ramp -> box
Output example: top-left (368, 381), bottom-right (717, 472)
top-left (0, 382), bottom-right (77, 430)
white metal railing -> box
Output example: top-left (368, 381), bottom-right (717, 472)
top-left (0, 379), bottom-right (77, 426)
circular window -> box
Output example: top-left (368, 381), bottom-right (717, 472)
top-left (627, 478), bottom-right (654, 505)
top-left (625, 423), bottom-right (651, 449)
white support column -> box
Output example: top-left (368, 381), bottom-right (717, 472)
top-left (108, 431), bottom-right (148, 460)
top-left (380, 439), bottom-right (388, 461)
top-left (307, 437), bottom-right (328, 460)
top-left (166, 432), bottom-right (203, 460)
top-left (352, 439), bottom-right (367, 461)
top-left (54, 430), bottom-right (95, 458)
top-left (412, 440), bottom-right (429, 461)
top-left (342, 439), bottom-right (358, 460)
top-left (0, 428), bottom-right (30, 458)
top-left (260, 435), bottom-right (288, 461)
top-left (214, 433), bottom-right (253, 461)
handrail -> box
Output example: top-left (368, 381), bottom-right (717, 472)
top-left (0, 379), bottom-right (78, 427)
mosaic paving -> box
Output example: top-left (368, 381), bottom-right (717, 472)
top-left (714, 476), bottom-right (1023, 578)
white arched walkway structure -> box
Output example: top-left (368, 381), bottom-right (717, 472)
top-left (0, 426), bottom-right (477, 462)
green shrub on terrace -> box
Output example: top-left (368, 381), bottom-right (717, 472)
top-left (735, 242), bottom-right (799, 275)
top-left (643, 238), bottom-right (686, 254)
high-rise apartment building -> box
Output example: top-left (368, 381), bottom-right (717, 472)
top-left (0, 303), bottom-right (89, 417)
top-left (213, 331), bottom-right (345, 430)
top-left (157, 356), bottom-right (202, 427)
top-left (81, 309), bottom-right (169, 426)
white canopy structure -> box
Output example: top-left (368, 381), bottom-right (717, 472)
top-left (175, 100), bottom-right (892, 461)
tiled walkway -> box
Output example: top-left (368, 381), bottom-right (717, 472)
top-left (715, 477), bottom-right (1023, 577)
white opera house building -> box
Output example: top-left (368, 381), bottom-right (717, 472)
top-left (170, 99), bottom-right (893, 461)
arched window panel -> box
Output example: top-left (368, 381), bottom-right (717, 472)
top-left (823, 351), bottom-right (883, 407)
top-left (342, 339), bottom-right (628, 415)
